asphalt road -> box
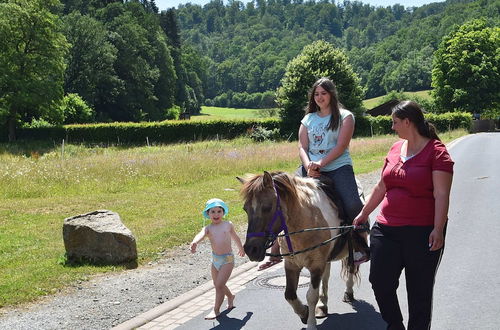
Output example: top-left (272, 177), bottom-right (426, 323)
top-left (178, 132), bottom-right (500, 330)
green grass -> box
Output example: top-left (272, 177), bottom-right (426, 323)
top-left (363, 90), bottom-right (432, 109)
top-left (0, 128), bottom-right (467, 308)
top-left (190, 106), bottom-right (279, 121)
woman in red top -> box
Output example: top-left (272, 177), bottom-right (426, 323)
top-left (353, 101), bottom-right (454, 330)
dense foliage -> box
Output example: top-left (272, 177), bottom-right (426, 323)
top-left (1, 0), bottom-right (498, 141)
top-left (0, 0), bottom-right (69, 141)
top-left (176, 0), bottom-right (499, 101)
top-left (432, 18), bottom-right (500, 115)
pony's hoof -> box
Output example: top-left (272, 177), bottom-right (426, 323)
top-left (300, 305), bottom-right (309, 324)
top-left (343, 291), bottom-right (355, 303)
top-left (315, 305), bottom-right (328, 318)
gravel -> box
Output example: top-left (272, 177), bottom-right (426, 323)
top-left (0, 170), bottom-right (380, 330)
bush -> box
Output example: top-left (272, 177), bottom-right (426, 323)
top-left (248, 125), bottom-right (280, 142)
top-left (365, 112), bottom-right (472, 136)
top-left (59, 93), bottom-right (95, 124)
top-left (165, 105), bottom-right (181, 120)
top-left (207, 91), bottom-right (277, 109)
top-left (16, 118), bottom-right (281, 144)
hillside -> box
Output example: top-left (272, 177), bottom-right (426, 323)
top-left (175, 0), bottom-right (498, 100)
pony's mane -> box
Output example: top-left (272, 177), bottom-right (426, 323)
top-left (240, 172), bottom-right (320, 206)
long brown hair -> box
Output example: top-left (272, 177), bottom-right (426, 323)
top-left (392, 101), bottom-right (440, 140)
top-left (305, 77), bottom-right (342, 131)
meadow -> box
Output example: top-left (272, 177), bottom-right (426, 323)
top-left (0, 127), bottom-right (466, 308)
top-left (190, 92), bottom-right (432, 122)
top-left (191, 106), bottom-right (279, 120)
top-left (362, 90), bottom-right (432, 110)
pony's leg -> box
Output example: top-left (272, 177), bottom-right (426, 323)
top-left (316, 262), bottom-right (330, 318)
top-left (305, 267), bottom-right (324, 329)
top-left (343, 264), bottom-right (357, 303)
top-left (284, 262), bottom-right (309, 325)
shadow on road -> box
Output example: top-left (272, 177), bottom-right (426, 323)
top-left (315, 300), bottom-right (385, 330)
top-left (209, 311), bottom-right (253, 329)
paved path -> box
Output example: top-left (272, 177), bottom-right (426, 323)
top-left (114, 133), bottom-right (500, 330)
top-left (114, 259), bottom-right (384, 330)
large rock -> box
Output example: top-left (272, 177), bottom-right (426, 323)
top-left (63, 210), bottom-right (137, 264)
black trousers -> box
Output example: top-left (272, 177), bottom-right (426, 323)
top-left (369, 223), bottom-right (445, 330)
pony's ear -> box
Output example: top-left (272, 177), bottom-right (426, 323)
top-left (263, 171), bottom-right (273, 188)
top-left (236, 176), bottom-right (246, 184)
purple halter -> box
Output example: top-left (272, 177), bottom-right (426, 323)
top-left (246, 181), bottom-right (295, 256)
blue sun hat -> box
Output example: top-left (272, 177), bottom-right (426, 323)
top-left (202, 198), bottom-right (229, 219)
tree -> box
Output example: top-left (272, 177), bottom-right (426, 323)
top-left (431, 19), bottom-right (500, 114)
top-left (160, 9), bottom-right (188, 111)
top-left (0, 0), bottom-right (69, 141)
top-left (62, 12), bottom-right (122, 118)
top-left (276, 40), bottom-right (364, 137)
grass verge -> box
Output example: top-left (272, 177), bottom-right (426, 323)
top-left (0, 129), bottom-right (467, 307)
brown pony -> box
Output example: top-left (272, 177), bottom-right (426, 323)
top-left (238, 171), bottom-right (369, 329)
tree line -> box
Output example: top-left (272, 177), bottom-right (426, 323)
top-left (176, 0), bottom-right (498, 102)
top-left (0, 0), bottom-right (498, 142)
top-left (1, 0), bottom-right (205, 140)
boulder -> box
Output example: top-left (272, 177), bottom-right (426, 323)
top-left (63, 210), bottom-right (137, 264)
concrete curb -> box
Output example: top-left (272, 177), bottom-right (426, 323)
top-left (112, 261), bottom-right (258, 330)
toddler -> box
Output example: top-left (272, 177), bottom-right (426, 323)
top-left (190, 198), bottom-right (245, 320)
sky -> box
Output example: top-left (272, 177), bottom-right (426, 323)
top-left (155, 0), bottom-right (445, 11)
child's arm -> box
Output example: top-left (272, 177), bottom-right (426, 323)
top-left (190, 226), bottom-right (208, 253)
top-left (229, 222), bottom-right (245, 257)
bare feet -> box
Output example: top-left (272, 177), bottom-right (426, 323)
top-left (227, 294), bottom-right (235, 309)
top-left (205, 310), bottom-right (219, 320)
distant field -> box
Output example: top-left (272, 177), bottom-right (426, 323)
top-left (363, 90), bottom-right (432, 109)
top-left (191, 106), bottom-right (278, 120)
top-left (195, 92), bottom-right (432, 119)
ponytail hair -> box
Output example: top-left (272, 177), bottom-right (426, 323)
top-left (392, 101), bottom-right (440, 141)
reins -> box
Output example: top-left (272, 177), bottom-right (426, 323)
top-left (267, 226), bottom-right (355, 257)
top-left (245, 179), bottom-right (368, 258)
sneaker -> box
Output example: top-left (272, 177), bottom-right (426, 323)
top-left (353, 251), bottom-right (369, 266)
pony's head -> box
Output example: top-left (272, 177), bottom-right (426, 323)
top-left (237, 171), bottom-right (297, 261)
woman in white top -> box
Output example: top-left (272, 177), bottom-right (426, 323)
top-left (259, 77), bottom-right (367, 270)
top-left (298, 77), bottom-right (363, 222)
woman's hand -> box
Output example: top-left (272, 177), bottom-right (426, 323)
top-left (428, 228), bottom-right (444, 251)
top-left (307, 161), bottom-right (321, 177)
top-left (353, 212), bottom-right (369, 228)
top-left (307, 167), bottom-right (321, 177)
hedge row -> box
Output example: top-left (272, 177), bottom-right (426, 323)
top-left (14, 119), bottom-right (281, 144)
top-left (11, 112), bottom-right (471, 144)
top-left (357, 112), bottom-right (472, 136)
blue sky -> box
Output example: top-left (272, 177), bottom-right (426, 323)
top-left (156, 0), bottom-right (445, 11)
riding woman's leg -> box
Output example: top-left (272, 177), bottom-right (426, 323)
top-left (322, 165), bottom-right (363, 222)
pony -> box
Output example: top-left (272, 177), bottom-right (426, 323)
top-left (238, 171), bottom-right (369, 330)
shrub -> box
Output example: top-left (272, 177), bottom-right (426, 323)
top-left (165, 105), bottom-right (181, 120)
top-left (248, 125), bottom-right (280, 142)
top-left (59, 93), bottom-right (95, 124)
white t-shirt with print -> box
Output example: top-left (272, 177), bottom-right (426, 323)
top-left (301, 109), bottom-right (354, 172)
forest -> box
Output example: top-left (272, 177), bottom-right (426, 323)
top-left (0, 0), bottom-right (498, 140)
top-left (175, 0), bottom-right (498, 103)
